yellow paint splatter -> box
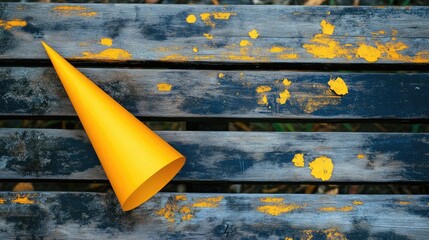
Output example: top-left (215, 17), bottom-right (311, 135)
top-left (212, 12), bottom-right (236, 19)
top-left (156, 203), bottom-right (178, 223)
top-left (175, 195), bottom-right (187, 201)
top-left (282, 78), bottom-right (292, 86)
top-left (256, 86), bottom-right (272, 93)
top-left (192, 196), bottom-right (223, 208)
top-left (293, 85), bottom-right (341, 114)
top-left (182, 213), bottom-right (194, 221)
top-left (356, 44), bottom-right (381, 62)
top-left (248, 29), bottom-right (259, 39)
top-left (240, 40), bottom-right (252, 47)
top-left (397, 201), bottom-right (411, 205)
top-left (320, 206), bottom-right (353, 212)
top-left (277, 89), bottom-right (290, 105)
top-left (12, 195), bottom-right (34, 204)
top-left (79, 12), bottom-right (97, 17)
top-left (328, 77), bottom-right (348, 96)
top-left (309, 156), bottom-right (334, 181)
top-left (53, 6), bottom-right (87, 11)
top-left (357, 154), bottom-right (365, 159)
top-left (320, 20), bottom-right (335, 35)
top-left (292, 153), bottom-right (304, 167)
top-left (200, 12), bottom-right (236, 28)
top-left (258, 95), bottom-right (268, 105)
top-left (203, 33), bottom-right (213, 40)
top-left (371, 30), bottom-right (386, 35)
top-left (0, 198), bottom-right (5, 204)
top-left (270, 46), bottom-right (286, 53)
top-left (161, 54), bottom-right (188, 61)
top-left (257, 203), bottom-right (303, 216)
top-left (0, 19), bottom-right (27, 30)
top-left (157, 83), bottom-right (172, 92)
top-left (218, 73), bottom-right (225, 78)
top-left (100, 38), bottom-right (113, 46)
top-left (327, 11), bottom-right (331, 15)
top-left (324, 228), bottom-right (348, 240)
top-left (303, 33), bottom-right (353, 60)
top-left (192, 47), bottom-right (199, 53)
top-left (76, 48), bottom-right (132, 60)
top-left (186, 14), bottom-right (197, 24)
top-left (285, 238), bottom-right (293, 240)
top-left (353, 200), bottom-right (363, 205)
top-left (260, 197), bottom-right (284, 203)
top-left (52, 6), bottom-right (97, 17)
top-left (278, 53), bottom-right (299, 59)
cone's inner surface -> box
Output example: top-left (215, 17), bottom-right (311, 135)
top-left (122, 156), bottom-right (186, 211)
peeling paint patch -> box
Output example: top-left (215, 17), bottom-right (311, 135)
top-left (76, 48), bottom-right (132, 60)
top-left (157, 83), bottom-right (172, 92)
top-left (328, 77), bottom-right (348, 96)
top-left (292, 153), bottom-right (304, 167)
top-left (100, 38), bottom-right (113, 46)
top-left (248, 29), bottom-right (259, 39)
top-left (260, 197), bottom-right (284, 203)
top-left (320, 20), bottom-right (335, 35)
top-left (186, 14), bottom-right (197, 24)
top-left (356, 44), bottom-right (381, 62)
top-left (192, 196), bottom-right (223, 208)
top-left (320, 206), bottom-right (353, 212)
top-left (353, 200), bottom-right (364, 205)
top-left (0, 19), bottom-right (27, 30)
top-left (12, 195), bottom-right (34, 204)
top-left (309, 156), bottom-right (333, 181)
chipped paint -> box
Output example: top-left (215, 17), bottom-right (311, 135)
top-left (328, 77), bottom-right (348, 95)
top-left (175, 195), bottom-right (187, 201)
top-left (12, 195), bottom-right (34, 204)
top-left (203, 33), bottom-right (214, 40)
top-left (308, 156), bottom-right (333, 181)
top-left (76, 48), bottom-right (132, 60)
top-left (192, 196), bottom-right (223, 208)
top-left (356, 44), bottom-right (381, 62)
top-left (257, 203), bottom-right (303, 216)
top-left (260, 197), bottom-right (284, 203)
top-left (256, 86), bottom-right (272, 93)
top-left (52, 6), bottom-right (97, 17)
top-left (186, 14), bottom-right (197, 24)
top-left (397, 201), bottom-right (411, 205)
top-left (157, 83), bottom-right (172, 92)
top-left (100, 38), bottom-right (113, 46)
top-left (0, 19), bottom-right (27, 30)
top-left (357, 154), bottom-right (365, 159)
top-left (320, 20), bottom-right (335, 35)
top-left (248, 29), bottom-right (259, 39)
top-left (240, 40), bottom-right (252, 47)
top-left (292, 153), bottom-right (305, 167)
top-left (353, 200), bottom-right (364, 205)
top-left (0, 198), bottom-right (5, 204)
top-left (192, 47), bottom-right (199, 53)
top-left (320, 206), bottom-right (353, 212)
top-left (218, 73), bottom-right (225, 78)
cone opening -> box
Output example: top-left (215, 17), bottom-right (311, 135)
top-left (122, 156), bottom-right (186, 211)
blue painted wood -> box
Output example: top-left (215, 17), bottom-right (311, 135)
top-left (1, 68), bottom-right (428, 120)
top-left (0, 3), bottom-right (428, 66)
top-left (0, 128), bottom-right (428, 182)
top-left (0, 192), bottom-right (427, 239)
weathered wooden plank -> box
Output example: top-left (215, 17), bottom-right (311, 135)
top-left (1, 3), bottom-right (428, 65)
top-left (0, 192), bottom-right (427, 239)
top-left (1, 67), bottom-right (428, 120)
top-left (0, 128), bottom-right (428, 182)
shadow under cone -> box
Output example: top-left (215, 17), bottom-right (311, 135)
top-left (41, 42), bottom-right (185, 211)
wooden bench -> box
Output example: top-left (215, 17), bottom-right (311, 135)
top-left (1, 2), bottom-right (429, 239)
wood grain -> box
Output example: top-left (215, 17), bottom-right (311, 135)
top-left (1, 3), bottom-right (428, 66)
top-left (1, 128), bottom-right (428, 182)
top-left (0, 192), bottom-right (427, 239)
top-left (1, 67), bottom-right (428, 121)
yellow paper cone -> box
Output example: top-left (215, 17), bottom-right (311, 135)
top-left (41, 42), bottom-right (185, 211)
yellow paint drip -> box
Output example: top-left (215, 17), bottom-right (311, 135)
top-left (157, 83), bottom-right (172, 92)
top-left (356, 44), bottom-right (381, 62)
top-left (240, 40), bottom-right (252, 47)
top-left (203, 33), bottom-right (213, 40)
top-left (328, 77), bottom-right (348, 95)
top-left (256, 86), bottom-right (272, 93)
top-left (308, 156), bottom-right (334, 181)
top-left (100, 38), bottom-right (113, 46)
top-left (397, 201), bottom-right (411, 205)
top-left (320, 206), bottom-right (353, 212)
top-left (192, 47), bottom-right (199, 53)
top-left (192, 196), bottom-right (223, 208)
top-left (357, 154), bottom-right (365, 159)
top-left (77, 48), bottom-right (132, 60)
top-left (353, 200), bottom-right (364, 205)
top-left (12, 195), bottom-right (34, 204)
top-left (282, 78), bottom-right (292, 86)
top-left (186, 14), bottom-right (197, 24)
top-left (292, 153), bottom-right (305, 167)
top-left (260, 197), bottom-right (284, 203)
top-left (218, 73), bottom-right (225, 78)
top-left (320, 20), bottom-right (335, 35)
top-left (0, 198), bottom-right (5, 204)
top-left (248, 29), bottom-right (259, 39)
top-left (0, 19), bottom-right (27, 30)
top-left (277, 89), bottom-right (291, 105)
top-left (175, 195), bottom-right (187, 201)
top-left (257, 203), bottom-right (303, 216)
